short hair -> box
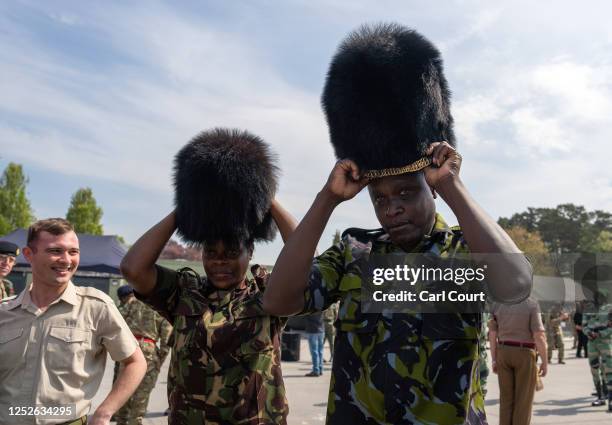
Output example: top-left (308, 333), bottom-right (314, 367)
top-left (250, 264), bottom-right (261, 274)
top-left (27, 218), bottom-right (75, 246)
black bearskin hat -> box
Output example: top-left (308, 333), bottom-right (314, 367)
top-left (174, 128), bottom-right (279, 245)
top-left (322, 23), bottom-right (455, 175)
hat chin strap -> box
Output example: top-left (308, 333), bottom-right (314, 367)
top-left (363, 156), bottom-right (432, 179)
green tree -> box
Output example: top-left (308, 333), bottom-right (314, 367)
top-left (499, 204), bottom-right (612, 253)
top-left (66, 187), bottom-right (104, 235)
top-left (504, 226), bottom-right (555, 275)
top-left (581, 230), bottom-right (612, 253)
top-left (0, 163), bottom-right (35, 235)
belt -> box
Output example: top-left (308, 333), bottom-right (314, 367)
top-left (499, 340), bottom-right (535, 349)
top-left (134, 335), bottom-right (156, 344)
top-left (58, 416), bottom-right (87, 425)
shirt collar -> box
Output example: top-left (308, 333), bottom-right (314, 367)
top-left (19, 280), bottom-right (79, 311)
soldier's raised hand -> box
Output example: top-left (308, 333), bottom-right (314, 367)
top-left (424, 141), bottom-right (462, 190)
top-left (323, 159), bottom-right (369, 204)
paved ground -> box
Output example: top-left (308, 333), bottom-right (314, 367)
top-left (92, 337), bottom-right (611, 424)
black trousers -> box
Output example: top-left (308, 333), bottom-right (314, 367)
top-left (576, 331), bottom-right (588, 357)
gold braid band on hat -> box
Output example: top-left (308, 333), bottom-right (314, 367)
top-left (363, 156), bottom-right (432, 179)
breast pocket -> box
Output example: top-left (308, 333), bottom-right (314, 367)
top-left (0, 328), bottom-right (26, 371)
top-left (46, 326), bottom-right (92, 372)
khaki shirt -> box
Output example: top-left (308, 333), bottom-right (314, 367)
top-left (488, 298), bottom-right (545, 343)
top-left (0, 281), bottom-right (138, 425)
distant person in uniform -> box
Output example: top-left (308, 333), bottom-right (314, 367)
top-left (489, 298), bottom-right (547, 425)
top-left (544, 304), bottom-right (568, 364)
top-left (0, 240), bottom-right (19, 300)
top-left (0, 218), bottom-right (146, 425)
top-left (581, 266), bottom-right (612, 410)
top-left (113, 285), bottom-right (173, 425)
top-left (121, 129), bottom-right (297, 424)
top-left (322, 301), bottom-right (339, 362)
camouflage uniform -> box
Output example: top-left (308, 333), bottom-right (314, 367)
top-left (302, 214), bottom-right (487, 425)
top-left (583, 303), bottom-right (612, 405)
top-left (136, 266), bottom-right (288, 425)
top-left (479, 313), bottom-right (490, 397)
top-left (0, 278), bottom-right (15, 300)
top-left (323, 302), bottom-right (339, 360)
top-left (114, 298), bottom-right (173, 425)
top-left (544, 308), bottom-right (565, 363)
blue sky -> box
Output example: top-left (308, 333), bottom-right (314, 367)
top-left (1, 1), bottom-right (611, 263)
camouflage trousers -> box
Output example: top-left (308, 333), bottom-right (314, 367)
top-left (547, 332), bottom-right (564, 362)
top-left (115, 342), bottom-right (161, 425)
top-left (588, 337), bottom-right (612, 396)
top-left (324, 322), bottom-right (335, 359)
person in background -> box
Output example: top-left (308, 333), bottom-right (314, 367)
top-left (545, 304), bottom-right (568, 364)
top-left (0, 241), bottom-right (19, 300)
top-left (113, 285), bottom-right (173, 425)
top-left (489, 298), bottom-right (547, 425)
top-left (304, 311), bottom-right (325, 377)
top-left (323, 301), bottom-right (339, 362)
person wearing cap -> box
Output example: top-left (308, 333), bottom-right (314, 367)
top-left (0, 240), bottom-right (19, 300)
top-left (0, 218), bottom-right (146, 425)
top-left (488, 297), bottom-right (547, 425)
top-left (113, 286), bottom-right (172, 425)
top-left (120, 129), bottom-right (297, 425)
top-left (263, 23), bottom-right (532, 424)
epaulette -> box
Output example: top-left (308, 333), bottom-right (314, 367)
top-left (341, 227), bottom-right (386, 244)
top-left (176, 267), bottom-right (203, 290)
top-left (76, 286), bottom-right (114, 303)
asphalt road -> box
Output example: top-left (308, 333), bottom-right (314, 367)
top-left (90, 337), bottom-right (610, 424)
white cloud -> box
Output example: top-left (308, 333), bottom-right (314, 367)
top-left (2, 1), bottom-right (612, 262)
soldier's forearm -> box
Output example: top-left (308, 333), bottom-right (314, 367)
top-left (95, 348), bottom-right (147, 419)
top-left (534, 331), bottom-right (548, 365)
top-left (263, 189), bottom-right (337, 316)
top-left (121, 212), bottom-right (176, 296)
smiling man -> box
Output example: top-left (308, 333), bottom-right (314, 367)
top-left (263, 23), bottom-right (532, 424)
top-left (0, 218), bottom-right (146, 425)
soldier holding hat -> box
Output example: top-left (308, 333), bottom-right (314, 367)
top-left (263, 23), bottom-right (532, 424)
top-left (120, 128), bottom-right (297, 424)
top-left (0, 240), bottom-right (19, 300)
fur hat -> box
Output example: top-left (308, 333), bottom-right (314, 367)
top-left (173, 128), bottom-right (279, 245)
top-left (322, 23), bottom-right (455, 177)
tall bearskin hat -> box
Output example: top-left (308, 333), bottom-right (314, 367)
top-left (322, 23), bottom-right (455, 178)
top-left (174, 128), bottom-right (279, 245)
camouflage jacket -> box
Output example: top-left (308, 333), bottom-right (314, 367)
top-left (119, 297), bottom-right (173, 363)
top-left (302, 214), bottom-right (487, 425)
top-left (137, 265), bottom-right (288, 425)
top-left (323, 301), bottom-right (339, 324)
top-left (1, 278), bottom-right (14, 300)
top-left (543, 309), bottom-right (565, 333)
top-left (583, 303), bottom-right (612, 340)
